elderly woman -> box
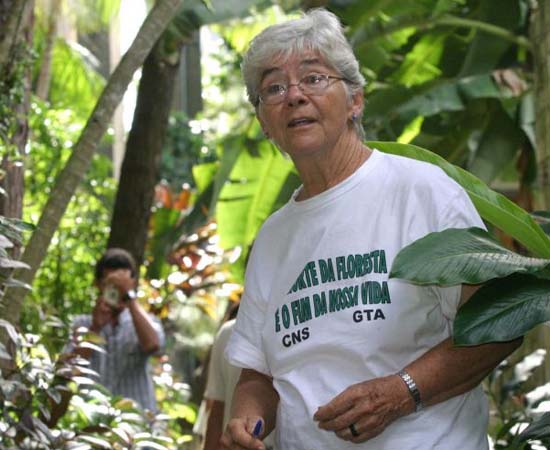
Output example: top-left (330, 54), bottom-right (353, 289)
top-left (222, 8), bottom-right (520, 450)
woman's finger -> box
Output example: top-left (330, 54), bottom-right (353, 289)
top-left (314, 389), bottom-right (355, 421)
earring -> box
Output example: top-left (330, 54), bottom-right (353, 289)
top-left (351, 113), bottom-right (357, 122)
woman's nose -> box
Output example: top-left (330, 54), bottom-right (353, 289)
top-left (286, 83), bottom-right (307, 106)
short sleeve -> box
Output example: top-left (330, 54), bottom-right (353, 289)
top-left (204, 325), bottom-right (228, 401)
top-left (225, 247), bottom-right (271, 375)
top-left (439, 188), bottom-right (485, 232)
top-left (433, 187), bottom-right (486, 321)
top-left (150, 314), bottom-right (166, 354)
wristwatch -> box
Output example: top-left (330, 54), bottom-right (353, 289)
top-left (397, 369), bottom-right (423, 411)
top-left (123, 289), bottom-right (137, 303)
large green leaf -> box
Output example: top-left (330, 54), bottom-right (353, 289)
top-left (49, 40), bottom-right (105, 119)
top-left (209, 139), bottom-right (245, 215)
top-left (390, 227), bottom-right (550, 286)
top-left (217, 141), bottom-right (298, 251)
top-left (146, 207), bottom-right (182, 279)
top-left (453, 274), bottom-right (550, 345)
top-left (363, 73), bottom-right (506, 132)
top-left (391, 32), bottom-right (447, 87)
top-left (468, 102), bottom-right (523, 183)
top-left (368, 141), bottom-right (550, 258)
top-left (459, 0), bottom-right (521, 76)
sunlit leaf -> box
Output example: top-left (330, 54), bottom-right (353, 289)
top-left (0, 258), bottom-right (31, 269)
top-left (111, 427), bottom-right (131, 444)
top-left (392, 33), bottom-right (447, 87)
top-left (2, 278), bottom-right (32, 290)
top-left (0, 234), bottom-right (13, 248)
top-left (165, 403), bottom-right (197, 423)
top-left (135, 441), bottom-right (169, 449)
top-left (0, 319), bottom-right (19, 345)
top-left (78, 435), bottom-right (112, 449)
top-left (114, 398), bottom-right (137, 411)
top-left (119, 412), bottom-right (144, 423)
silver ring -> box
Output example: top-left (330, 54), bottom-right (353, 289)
top-left (349, 423), bottom-right (359, 437)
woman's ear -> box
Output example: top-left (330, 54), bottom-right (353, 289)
top-left (350, 90), bottom-right (364, 121)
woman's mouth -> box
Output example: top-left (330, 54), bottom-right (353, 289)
top-left (288, 117), bottom-right (316, 128)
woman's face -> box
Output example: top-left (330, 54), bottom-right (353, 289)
top-left (256, 51), bottom-right (363, 159)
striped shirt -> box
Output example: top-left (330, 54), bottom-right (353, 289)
top-left (70, 309), bottom-right (165, 412)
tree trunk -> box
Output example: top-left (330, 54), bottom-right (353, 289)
top-left (532, 0), bottom-right (550, 208)
top-left (0, 0), bottom-right (33, 258)
top-left (0, 0), bottom-right (185, 327)
top-left (34, 0), bottom-right (61, 100)
top-left (527, 0), bottom-right (550, 383)
top-left (0, 0), bottom-right (27, 68)
top-left (107, 40), bottom-right (180, 268)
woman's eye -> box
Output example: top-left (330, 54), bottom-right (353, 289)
top-left (265, 84), bottom-right (285, 95)
top-left (303, 74), bottom-right (323, 85)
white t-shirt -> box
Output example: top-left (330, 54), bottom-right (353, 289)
top-left (225, 150), bottom-right (489, 450)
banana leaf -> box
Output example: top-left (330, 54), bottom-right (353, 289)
top-left (390, 227), bottom-right (550, 286)
top-left (453, 274), bottom-right (550, 345)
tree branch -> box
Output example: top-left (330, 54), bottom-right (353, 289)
top-left (352, 13), bottom-right (532, 51)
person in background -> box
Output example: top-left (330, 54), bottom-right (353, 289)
top-left (69, 248), bottom-right (165, 412)
top-left (201, 303), bottom-right (275, 450)
top-left (221, 8), bottom-right (522, 450)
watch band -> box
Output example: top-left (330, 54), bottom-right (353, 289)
top-left (397, 369), bottom-right (423, 411)
top-left (123, 289), bottom-right (137, 303)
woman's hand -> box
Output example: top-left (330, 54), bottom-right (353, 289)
top-left (313, 375), bottom-right (414, 443)
top-left (220, 416), bottom-right (266, 450)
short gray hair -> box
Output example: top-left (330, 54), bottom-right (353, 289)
top-left (242, 8), bottom-right (366, 139)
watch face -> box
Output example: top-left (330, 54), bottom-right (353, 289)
top-left (124, 290), bottom-right (137, 302)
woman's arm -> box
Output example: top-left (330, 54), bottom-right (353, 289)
top-left (220, 369), bottom-right (279, 450)
top-left (313, 285), bottom-right (522, 444)
top-left (203, 400), bottom-right (225, 450)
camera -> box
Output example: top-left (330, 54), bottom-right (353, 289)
top-left (103, 285), bottom-right (120, 307)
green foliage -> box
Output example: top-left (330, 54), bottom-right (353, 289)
top-left (216, 140), bottom-right (298, 248)
top-left (333, 0), bottom-right (533, 186)
top-left (160, 112), bottom-right (216, 190)
top-left (486, 349), bottom-right (550, 449)
top-left (454, 273), bottom-right (550, 345)
top-left (0, 217), bottom-right (34, 296)
top-left (0, 319), bottom-right (193, 449)
top-left (47, 39), bottom-right (106, 120)
top-left (22, 101), bottom-right (116, 346)
top-left (0, 40), bottom-right (35, 155)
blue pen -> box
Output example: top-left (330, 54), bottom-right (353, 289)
top-left (252, 419), bottom-right (263, 438)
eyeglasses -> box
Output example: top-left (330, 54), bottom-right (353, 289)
top-left (258, 73), bottom-right (349, 105)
